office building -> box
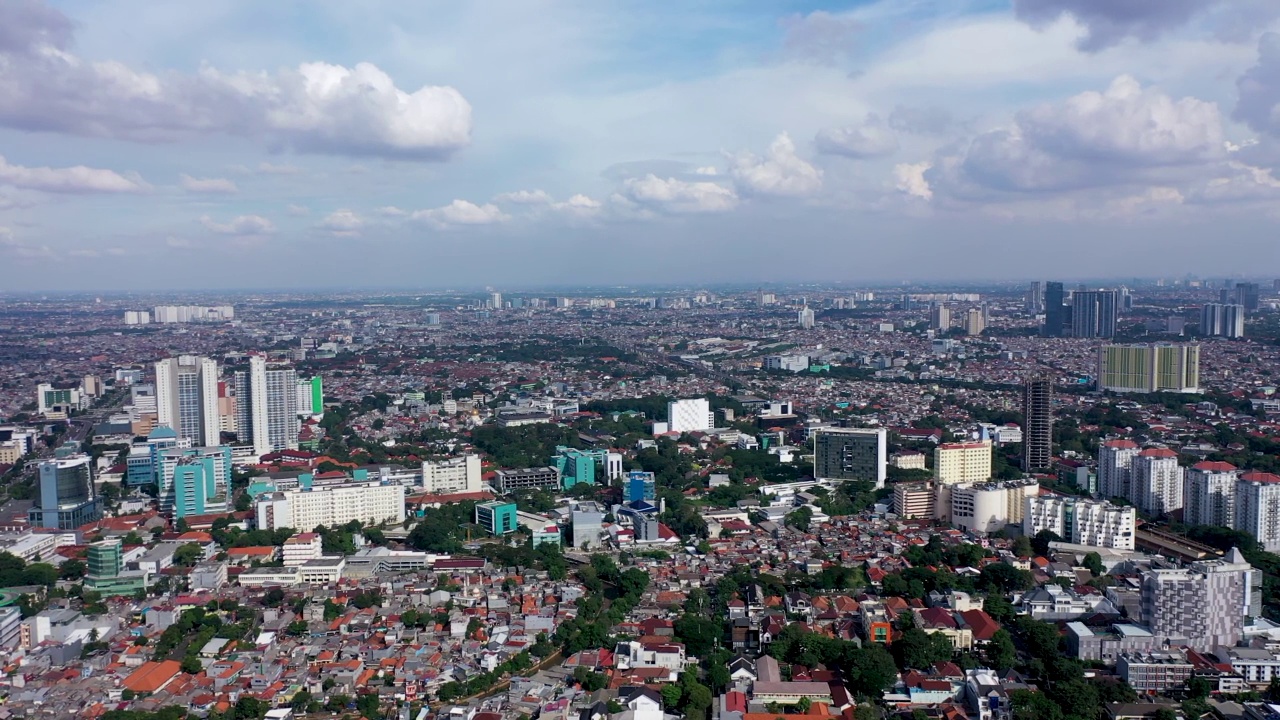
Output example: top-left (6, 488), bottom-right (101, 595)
top-left (1130, 448), bottom-right (1183, 516)
top-left (1071, 290), bottom-right (1119, 338)
top-left (1234, 282), bottom-right (1260, 312)
top-left (1026, 282), bottom-right (1045, 314)
top-left (35, 383), bottom-right (83, 415)
top-left (934, 441), bottom-right (992, 486)
top-left (1200, 303), bottom-right (1245, 338)
top-left (1184, 461), bottom-right (1238, 528)
top-left (1097, 439), bottom-right (1141, 500)
top-left (1235, 473), bottom-right (1280, 553)
top-left (667, 398), bottom-right (713, 434)
top-left (764, 354), bottom-right (810, 372)
top-left (421, 455), bottom-right (483, 495)
top-left (626, 471), bottom-right (657, 503)
top-left (155, 356), bottom-right (221, 447)
top-left (798, 305), bottom-right (815, 330)
top-left (235, 357), bottom-right (299, 455)
top-left (1097, 343), bottom-right (1200, 394)
top-left (552, 446), bottom-right (623, 489)
top-left (1022, 376), bottom-right (1053, 473)
top-left (125, 425), bottom-right (187, 487)
top-left (1042, 281), bottom-right (1066, 337)
top-left (893, 482), bottom-right (936, 519)
top-left (1023, 495), bottom-right (1136, 550)
top-left (493, 467), bottom-right (561, 493)
top-left (489, 292), bottom-right (503, 310)
top-left (1117, 652), bottom-right (1194, 692)
top-left (296, 376), bottom-right (323, 416)
top-left (255, 480), bottom-right (405, 531)
top-left (29, 456), bottom-right (101, 530)
top-left (963, 308), bottom-right (985, 336)
top-left (929, 303), bottom-right (951, 332)
top-left (86, 538), bottom-right (123, 579)
top-left (1141, 548), bottom-right (1255, 651)
top-left (159, 446), bottom-right (232, 518)
top-left (152, 305), bottom-right (234, 323)
top-left (812, 427), bottom-right (888, 488)
top-left (948, 479), bottom-right (1038, 535)
top-left (570, 501), bottom-right (605, 549)
top-left (475, 501), bottom-right (518, 536)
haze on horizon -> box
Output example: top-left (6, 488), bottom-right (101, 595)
top-left (2, 0), bottom-right (1280, 290)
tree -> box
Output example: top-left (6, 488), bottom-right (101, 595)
top-left (986, 629), bottom-right (1017, 671)
top-left (848, 645), bottom-right (898, 697)
top-left (59, 559), bottom-right (86, 580)
top-left (1083, 552), bottom-right (1104, 577)
top-left (1011, 535), bottom-right (1034, 558)
top-left (174, 543), bottom-right (204, 567)
top-left (1152, 709), bottom-right (1178, 720)
top-left (674, 615), bottom-right (722, 658)
top-left (262, 587), bottom-right (285, 607)
top-left (661, 684), bottom-right (683, 709)
top-left (786, 506), bottom-right (813, 532)
top-left (181, 655), bottom-right (202, 674)
top-left (356, 694), bottom-right (383, 720)
top-left (893, 627), bottom-right (954, 670)
top-left (1031, 529), bottom-right (1061, 558)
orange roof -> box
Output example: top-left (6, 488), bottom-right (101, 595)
top-left (123, 660), bottom-right (182, 693)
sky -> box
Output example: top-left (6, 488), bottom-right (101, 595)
top-left (3, 0), bottom-right (1280, 290)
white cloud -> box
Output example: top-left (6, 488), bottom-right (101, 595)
top-left (375, 205), bottom-right (407, 217)
top-left (0, 227), bottom-right (52, 259)
top-left (493, 189), bottom-right (553, 204)
top-left (179, 174), bottom-right (237, 194)
top-left (894, 162), bottom-right (933, 200)
top-left (730, 132), bottom-right (823, 197)
top-left (617, 175), bottom-right (738, 213)
top-left (318, 209), bottom-right (363, 235)
top-left (551, 193), bottom-right (603, 217)
top-left (199, 214), bottom-right (276, 235)
top-left (412, 199), bottom-right (508, 226)
top-left (286, 204), bottom-right (310, 216)
top-left (815, 115), bottom-right (900, 158)
top-left (0, 2), bottom-right (472, 160)
top-left (0, 154), bottom-right (142, 193)
top-left (693, 166), bottom-right (719, 176)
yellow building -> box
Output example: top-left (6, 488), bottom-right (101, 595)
top-left (934, 441), bottom-right (992, 485)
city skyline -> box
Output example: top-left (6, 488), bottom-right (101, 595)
top-left (3, 1), bottom-right (1280, 289)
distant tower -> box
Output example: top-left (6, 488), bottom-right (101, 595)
top-left (1042, 282), bottom-right (1065, 337)
top-left (930, 303), bottom-right (951, 331)
top-left (798, 302), bottom-right (815, 330)
top-left (1022, 376), bottom-right (1054, 472)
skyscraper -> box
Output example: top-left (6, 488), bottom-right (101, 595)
top-left (1184, 461), bottom-right (1238, 528)
top-left (930, 303), bottom-right (951, 331)
top-left (1097, 439), bottom-right (1141, 500)
top-left (160, 446), bottom-right (232, 518)
top-left (1098, 343), bottom-right (1200, 394)
top-left (1026, 281), bottom-right (1045, 314)
top-left (1234, 282), bottom-right (1260, 312)
top-left (235, 356), bottom-right (299, 455)
top-left (1022, 376), bottom-right (1053, 472)
top-left (1071, 290), bottom-right (1118, 338)
top-left (1141, 549), bottom-right (1255, 651)
top-left (1130, 448), bottom-right (1183, 515)
top-left (154, 356), bottom-right (220, 447)
top-left (963, 308), bottom-right (986, 336)
top-left (813, 427), bottom-right (888, 488)
top-left (29, 456), bottom-right (101, 530)
top-left (798, 305), bottom-right (815, 329)
top-left (1235, 472), bottom-right (1280, 552)
top-left (1200, 303), bottom-right (1245, 338)
top-left (1042, 282), bottom-right (1065, 337)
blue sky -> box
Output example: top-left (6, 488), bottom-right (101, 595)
top-left (2, 0), bottom-right (1280, 290)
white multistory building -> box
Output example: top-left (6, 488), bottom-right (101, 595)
top-left (235, 356), bottom-right (298, 456)
top-left (1023, 495), bottom-right (1136, 550)
top-left (155, 356), bottom-right (221, 447)
top-left (1235, 473), bottom-right (1280, 553)
top-left (281, 533), bottom-right (323, 566)
top-left (1097, 439), bottom-right (1141, 501)
top-left (666, 398), bottom-right (713, 434)
top-left (1130, 448), bottom-right (1183, 516)
top-left (1184, 461), bottom-right (1239, 528)
top-left (948, 479), bottom-right (1038, 535)
top-left (256, 480), bottom-right (405, 531)
top-left (421, 455), bottom-right (482, 495)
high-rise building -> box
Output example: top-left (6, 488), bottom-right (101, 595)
top-left (963, 308), bottom-right (985, 336)
top-left (1022, 377), bottom-right (1053, 472)
top-left (86, 538), bottom-right (123, 579)
top-left (667, 398), bottom-right (714, 434)
top-left (1042, 282), bottom-right (1066, 337)
top-left (157, 446), bottom-right (232, 517)
top-left (476, 501), bottom-right (518, 536)
top-left (1071, 290), bottom-right (1119, 338)
top-left (1141, 549), bottom-right (1255, 651)
top-left (1026, 282), bottom-right (1045, 314)
top-left (1235, 472), bottom-right (1280, 552)
top-left (1097, 343), bottom-right (1200, 394)
top-left (421, 455), bottom-right (482, 495)
top-left (29, 456), bottom-right (101, 530)
top-left (934, 441), bottom-right (992, 486)
top-left (489, 292), bottom-right (503, 310)
top-left (625, 471), bottom-right (657, 503)
top-left (1184, 461), bottom-right (1238, 528)
top-left (255, 480), bottom-right (406, 531)
top-left (35, 383), bottom-right (83, 415)
top-left (235, 356), bottom-right (299, 455)
top-left (930, 303), bottom-right (951, 332)
top-left (893, 482), bottom-right (936, 519)
top-left (812, 427), bottom-right (888, 488)
top-left (798, 305), bottom-right (815, 330)
top-left (296, 376), bottom-right (323, 416)
top-left (1200, 303), bottom-right (1245, 338)
top-left (1022, 495), bottom-right (1136, 550)
top-left (552, 446), bottom-right (622, 489)
top-left (155, 356), bottom-right (221, 447)
top-left (948, 479), bottom-right (1038, 535)
top-left (1097, 439), bottom-right (1141, 500)
top-left (1130, 448), bottom-right (1183, 515)
top-left (1234, 282), bottom-right (1260, 312)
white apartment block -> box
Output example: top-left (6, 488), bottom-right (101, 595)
top-left (421, 455), bottom-right (483, 495)
top-left (1024, 495), bottom-right (1136, 551)
top-left (1097, 440), bottom-right (1140, 500)
top-left (949, 479), bottom-right (1038, 535)
top-left (1184, 461), bottom-right (1239, 528)
top-left (1131, 448), bottom-right (1183, 516)
top-left (934, 441), bottom-right (993, 486)
top-left (155, 356), bottom-right (221, 447)
top-left (1236, 473), bottom-right (1280, 553)
top-left (256, 481), bottom-right (405, 531)
top-left (281, 532), bottom-right (323, 566)
top-left (666, 398), bottom-right (713, 434)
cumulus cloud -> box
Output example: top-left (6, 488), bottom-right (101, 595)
top-left (815, 115), bottom-right (899, 159)
top-left (317, 209), bottom-right (362, 236)
top-left (1013, 0), bottom-right (1210, 52)
top-left (730, 133), bottom-right (823, 197)
top-left (199, 214), bottom-right (276, 235)
top-left (375, 206), bottom-right (407, 217)
top-left (412, 199), bottom-right (508, 227)
top-left (551, 194), bottom-right (603, 217)
top-left (616, 175), bottom-right (738, 214)
top-left (0, 154), bottom-right (142, 193)
top-left (179, 174), bottom-right (237, 194)
top-left (0, 1), bottom-right (472, 160)
top-left (1236, 33), bottom-right (1280, 140)
top-left (1186, 161), bottom-right (1280, 203)
top-left (493, 189), bottom-right (553, 204)
top-left (0, 226), bottom-right (52, 259)
top-left (926, 76), bottom-right (1224, 199)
